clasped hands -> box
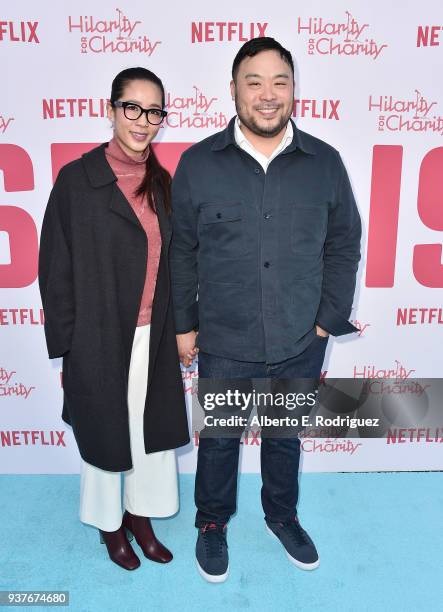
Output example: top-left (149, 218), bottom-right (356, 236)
top-left (176, 325), bottom-right (329, 367)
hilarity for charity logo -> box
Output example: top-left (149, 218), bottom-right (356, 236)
top-left (297, 10), bottom-right (387, 60)
top-left (353, 360), bottom-right (415, 380)
top-left (67, 8), bottom-right (161, 54)
top-left (0, 367), bottom-right (35, 399)
top-left (349, 319), bottom-right (371, 336)
top-left (165, 86), bottom-right (228, 129)
top-left (0, 113), bottom-right (14, 134)
top-left (369, 90), bottom-right (443, 135)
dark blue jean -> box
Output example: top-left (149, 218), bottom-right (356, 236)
top-left (195, 335), bottom-right (328, 527)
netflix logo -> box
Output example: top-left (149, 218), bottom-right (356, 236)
top-left (191, 21), bottom-right (268, 43)
top-left (396, 307), bottom-right (443, 326)
top-left (293, 98), bottom-right (340, 120)
top-left (42, 98), bottom-right (108, 119)
top-left (387, 428), bottom-right (443, 443)
top-left (416, 25), bottom-right (442, 47)
top-left (0, 21), bottom-right (39, 43)
top-left (0, 308), bottom-right (44, 326)
top-left (0, 430), bottom-right (66, 447)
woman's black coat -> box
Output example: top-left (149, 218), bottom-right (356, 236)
top-left (38, 143), bottom-right (190, 471)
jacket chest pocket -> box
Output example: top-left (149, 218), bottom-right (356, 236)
top-left (199, 202), bottom-right (248, 258)
top-left (291, 203), bottom-right (328, 256)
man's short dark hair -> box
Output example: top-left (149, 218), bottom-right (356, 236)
top-left (232, 37), bottom-right (294, 81)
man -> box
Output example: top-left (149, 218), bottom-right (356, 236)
top-left (170, 37), bottom-right (361, 582)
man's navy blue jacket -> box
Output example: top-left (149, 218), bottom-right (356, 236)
top-left (170, 117), bottom-right (361, 363)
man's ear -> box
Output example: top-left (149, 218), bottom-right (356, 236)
top-left (230, 79), bottom-right (235, 101)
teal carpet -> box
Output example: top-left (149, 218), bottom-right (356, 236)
top-left (0, 473), bottom-right (441, 612)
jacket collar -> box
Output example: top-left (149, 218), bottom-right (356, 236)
top-left (81, 143), bottom-right (171, 245)
top-left (211, 116), bottom-right (316, 155)
top-left (81, 142), bottom-right (117, 188)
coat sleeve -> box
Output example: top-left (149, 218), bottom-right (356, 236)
top-left (38, 168), bottom-right (75, 358)
top-left (315, 152), bottom-right (361, 336)
top-left (170, 154), bottom-right (199, 334)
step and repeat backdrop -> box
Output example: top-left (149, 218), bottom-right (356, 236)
top-left (1, 0), bottom-right (442, 473)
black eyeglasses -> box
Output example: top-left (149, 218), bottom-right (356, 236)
top-left (112, 101), bottom-right (168, 125)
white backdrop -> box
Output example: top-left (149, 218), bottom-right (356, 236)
top-left (1, 0), bottom-right (442, 473)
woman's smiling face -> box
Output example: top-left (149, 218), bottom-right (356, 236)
top-left (107, 79), bottom-right (164, 158)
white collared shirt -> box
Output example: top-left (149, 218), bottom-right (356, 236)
top-left (234, 115), bottom-right (293, 173)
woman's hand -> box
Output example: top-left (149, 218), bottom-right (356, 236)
top-left (176, 331), bottom-right (199, 367)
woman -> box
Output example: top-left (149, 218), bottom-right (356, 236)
top-left (38, 67), bottom-right (190, 571)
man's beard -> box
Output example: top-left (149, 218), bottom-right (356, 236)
top-left (235, 98), bottom-right (292, 138)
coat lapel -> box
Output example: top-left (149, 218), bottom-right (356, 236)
top-left (82, 142), bottom-right (172, 241)
top-left (109, 184), bottom-right (144, 230)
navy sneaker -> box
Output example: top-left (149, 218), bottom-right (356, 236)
top-left (266, 516), bottom-right (319, 570)
top-left (196, 522), bottom-right (229, 582)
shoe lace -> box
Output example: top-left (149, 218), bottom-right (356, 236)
top-left (283, 517), bottom-right (309, 546)
top-left (201, 522), bottom-right (226, 557)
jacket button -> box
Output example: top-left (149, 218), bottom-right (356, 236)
top-left (264, 261), bottom-right (270, 268)
top-left (254, 168), bottom-right (260, 174)
top-left (216, 212), bottom-right (222, 219)
top-left (264, 213), bottom-right (271, 219)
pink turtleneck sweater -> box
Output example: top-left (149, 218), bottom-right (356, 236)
top-left (105, 137), bottom-right (162, 326)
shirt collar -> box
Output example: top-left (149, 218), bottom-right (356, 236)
top-left (234, 116), bottom-right (293, 153)
top-left (212, 116), bottom-right (316, 155)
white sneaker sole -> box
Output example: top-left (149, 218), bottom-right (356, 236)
top-left (266, 524), bottom-right (320, 570)
top-left (196, 559), bottom-right (229, 583)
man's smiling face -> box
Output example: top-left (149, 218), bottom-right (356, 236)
top-left (231, 49), bottom-right (294, 139)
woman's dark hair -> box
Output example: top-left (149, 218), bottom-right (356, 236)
top-left (232, 37), bottom-right (294, 82)
top-left (110, 67), bottom-right (171, 215)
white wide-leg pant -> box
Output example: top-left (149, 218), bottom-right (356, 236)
top-left (79, 324), bottom-right (179, 531)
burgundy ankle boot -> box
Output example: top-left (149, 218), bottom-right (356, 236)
top-left (122, 510), bottom-right (173, 563)
top-left (99, 526), bottom-right (141, 570)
